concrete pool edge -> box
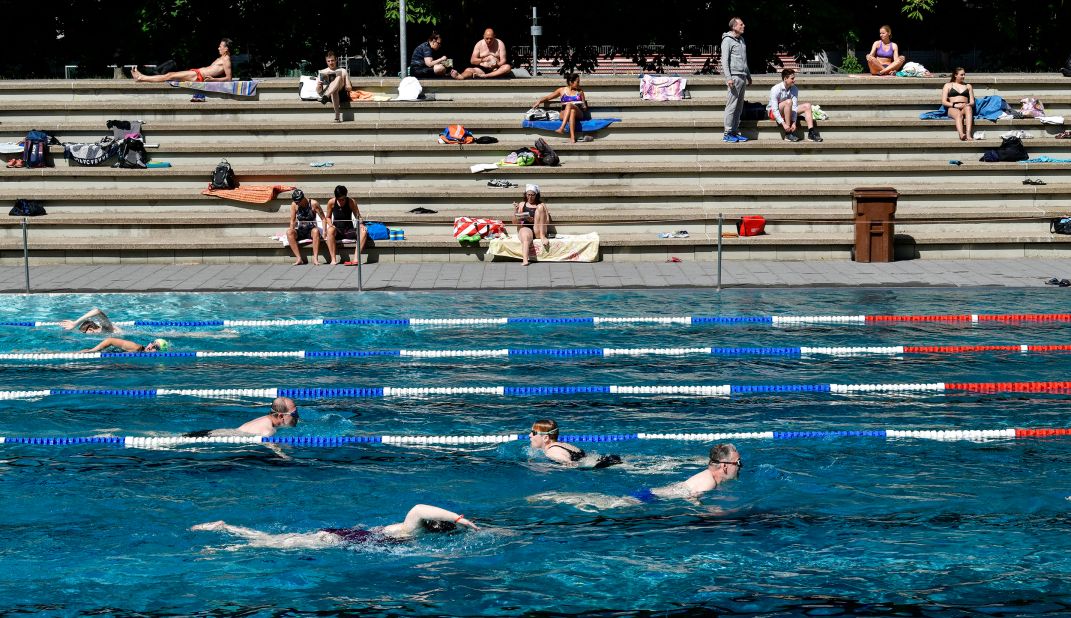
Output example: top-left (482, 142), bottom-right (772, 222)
top-left (0, 259), bottom-right (1063, 293)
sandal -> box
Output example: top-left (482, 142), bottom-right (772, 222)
top-left (5, 159), bottom-right (17, 168)
top-left (12, 159), bottom-right (23, 168)
top-left (1062, 279), bottom-right (1071, 288)
top-left (1023, 178), bottom-right (1047, 185)
top-left (1046, 278), bottom-right (1061, 285)
top-left (1055, 131), bottom-right (1071, 139)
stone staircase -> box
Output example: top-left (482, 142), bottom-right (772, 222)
top-left (0, 74), bottom-right (1069, 264)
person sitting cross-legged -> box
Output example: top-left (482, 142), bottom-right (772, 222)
top-left (410, 31), bottom-right (459, 79)
top-left (317, 50), bottom-right (354, 123)
top-left (456, 28), bottom-right (512, 79)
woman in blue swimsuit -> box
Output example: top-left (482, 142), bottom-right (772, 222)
top-left (532, 72), bottom-right (591, 143)
top-left (865, 25), bottom-right (906, 75)
top-left (192, 504), bottom-right (478, 549)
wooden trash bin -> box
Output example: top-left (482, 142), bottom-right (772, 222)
top-left (851, 187), bottom-right (898, 263)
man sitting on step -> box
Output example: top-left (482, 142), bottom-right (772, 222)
top-left (456, 28), bottom-right (512, 79)
top-left (767, 69), bottom-right (823, 143)
top-left (132, 38), bottom-right (234, 82)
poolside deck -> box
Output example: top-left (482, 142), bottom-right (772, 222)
top-left (0, 258), bottom-right (1061, 292)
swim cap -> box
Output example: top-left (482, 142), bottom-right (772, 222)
top-left (153, 338), bottom-right (170, 352)
top-left (525, 184), bottom-right (540, 194)
top-left (291, 189), bottom-right (305, 202)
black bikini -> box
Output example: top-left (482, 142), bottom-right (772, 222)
top-left (948, 86), bottom-right (969, 99)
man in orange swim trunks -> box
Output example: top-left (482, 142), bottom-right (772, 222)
top-left (132, 38), bottom-right (233, 82)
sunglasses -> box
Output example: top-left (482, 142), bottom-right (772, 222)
top-left (713, 460), bottom-right (743, 468)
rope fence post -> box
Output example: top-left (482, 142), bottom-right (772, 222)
top-left (716, 213), bottom-right (723, 292)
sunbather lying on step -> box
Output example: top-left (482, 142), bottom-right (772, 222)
top-left (132, 39), bottom-right (233, 83)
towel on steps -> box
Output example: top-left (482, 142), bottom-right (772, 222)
top-left (202, 184), bottom-right (296, 204)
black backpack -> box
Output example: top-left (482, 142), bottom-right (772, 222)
top-left (211, 159), bottom-right (238, 189)
top-left (115, 137), bottom-right (148, 169)
top-left (1052, 217), bottom-right (1071, 234)
top-left (534, 137), bottom-right (560, 167)
top-left (981, 136), bottom-right (1028, 162)
top-left (8, 199), bottom-right (46, 217)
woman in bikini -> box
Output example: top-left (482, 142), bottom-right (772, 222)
top-left (512, 184), bottom-right (552, 266)
top-left (531, 73), bottom-right (591, 143)
top-left (942, 67), bottom-right (975, 141)
top-left (865, 26), bottom-right (906, 76)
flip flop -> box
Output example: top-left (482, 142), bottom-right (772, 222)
top-left (666, 257), bottom-right (682, 263)
top-left (1062, 280), bottom-right (1071, 288)
top-left (1023, 178), bottom-right (1047, 185)
top-left (343, 261), bottom-right (361, 266)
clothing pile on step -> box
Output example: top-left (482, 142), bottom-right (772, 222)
top-left (453, 217), bottom-right (507, 244)
top-left (64, 120), bottom-right (149, 168)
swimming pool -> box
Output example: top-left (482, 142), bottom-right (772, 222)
top-left (2, 288), bottom-right (1071, 615)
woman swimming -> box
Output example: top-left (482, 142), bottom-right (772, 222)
top-left (529, 419), bottom-right (622, 468)
top-left (191, 504), bottom-right (478, 550)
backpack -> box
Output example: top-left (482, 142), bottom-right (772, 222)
top-left (8, 199), bottom-right (46, 217)
top-left (534, 137), bottom-right (559, 166)
top-left (1052, 217), bottom-right (1071, 234)
top-left (981, 137), bottom-right (1028, 163)
top-left (115, 137), bottom-right (147, 169)
top-left (439, 125), bottom-right (474, 144)
top-left (366, 221), bottom-right (390, 240)
top-left (23, 130), bottom-right (50, 168)
top-left (210, 159), bottom-right (238, 189)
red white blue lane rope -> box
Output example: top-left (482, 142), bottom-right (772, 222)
top-left (0, 381), bottom-right (1070, 400)
top-left (3, 427), bottom-right (1070, 448)
top-left (2, 344), bottom-right (1070, 363)
top-left (5, 313), bottom-right (1071, 329)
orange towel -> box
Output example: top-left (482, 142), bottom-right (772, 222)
top-left (349, 90), bottom-right (376, 101)
top-left (202, 185), bottom-right (296, 204)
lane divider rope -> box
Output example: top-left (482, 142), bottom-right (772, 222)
top-left (1, 382), bottom-right (1070, 400)
top-left (9, 313), bottom-right (1071, 329)
top-left (2, 427), bottom-right (1069, 448)
top-left (1, 344), bottom-right (1069, 363)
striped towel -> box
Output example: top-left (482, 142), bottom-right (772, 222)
top-left (202, 185), bottom-right (295, 204)
top-left (168, 80), bottom-right (260, 97)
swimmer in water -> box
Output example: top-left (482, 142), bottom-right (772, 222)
top-left (59, 307), bottom-right (121, 335)
top-left (529, 419), bottom-right (622, 468)
top-left (191, 504), bottom-right (478, 550)
top-left (78, 337), bottom-right (170, 353)
top-left (529, 443), bottom-right (741, 511)
top-left (184, 397), bottom-right (299, 438)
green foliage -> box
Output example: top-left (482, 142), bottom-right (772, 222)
top-left (839, 53), bottom-right (863, 74)
top-left (901, 0), bottom-right (937, 20)
top-left (385, 0), bottom-right (438, 25)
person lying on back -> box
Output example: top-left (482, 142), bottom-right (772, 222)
top-left (132, 39), bottom-right (234, 82)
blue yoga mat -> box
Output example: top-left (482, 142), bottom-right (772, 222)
top-left (522, 118), bottom-right (621, 132)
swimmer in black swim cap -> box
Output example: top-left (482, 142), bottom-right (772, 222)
top-left (192, 504), bottom-right (478, 550)
top-left (529, 419), bottom-right (622, 468)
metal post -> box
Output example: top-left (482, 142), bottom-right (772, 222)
top-left (530, 7), bottom-right (541, 76)
top-left (21, 217), bottom-right (30, 293)
top-left (716, 213), bottom-right (723, 292)
top-left (356, 217), bottom-right (364, 292)
top-left (398, 0), bottom-right (408, 78)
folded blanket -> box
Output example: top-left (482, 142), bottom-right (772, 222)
top-left (919, 95), bottom-right (1009, 122)
top-left (522, 118), bottom-right (621, 132)
top-left (488, 233), bottom-right (600, 262)
top-left (168, 80), bottom-right (260, 97)
top-left (203, 184), bottom-right (296, 204)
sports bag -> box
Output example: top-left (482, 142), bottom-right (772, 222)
top-left (439, 124), bottom-right (474, 144)
top-left (9, 199), bottom-right (46, 217)
top-left (210, 159), bottom-right (238, 189)
top-left (23, 130), bottom-right (50, 168)
top-left (366, 221), bottom-right (390, 240)
top-left (1051, 216), bottom-right (1071, 234)
top-left (981, 137), bottom-right (1028, 163)
top-left (115, 137), bottom-right (147, 169)
top-left (534, 138), bottom-right (559, 166)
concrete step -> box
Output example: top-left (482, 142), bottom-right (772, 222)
top-left (9, 137), bottom-right (1070, 165)
top-left (3, 161), bottom-right (1069, 189)
top-left (2, 74), bottom-right (1068, 100)
top-left (3, 230), bottom-right (1069, 265)
top-left (4, 96), bottom-right (1069, 124)
top-left (1, 117), bottom-right (1064, 143)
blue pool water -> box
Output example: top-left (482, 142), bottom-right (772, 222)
top-left (2, 288), bottom-right (1071, 615)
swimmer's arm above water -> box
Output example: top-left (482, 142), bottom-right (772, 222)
top-left (395, 504), bottom-right (479, 535)
top-left (78, 337), bottom-right (137, 353)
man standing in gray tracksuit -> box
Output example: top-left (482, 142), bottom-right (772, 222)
top-left (721, 17), bottom-right (752, 143)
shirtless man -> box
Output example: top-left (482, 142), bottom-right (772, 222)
top-left (529, 443), bottom-right (742, 510)
top-left (457, 29), bottom-right (512, 79)
top-left (132, 39), bottom-right (234, 82)
top-left (317, 51), bottom-right (353, 123)
top-left (59, 307), bottom-right (121, 335)
top-left (191, 504), bottom-right (478, 550)
top-left (184, 397), bottom-right (299, 438)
